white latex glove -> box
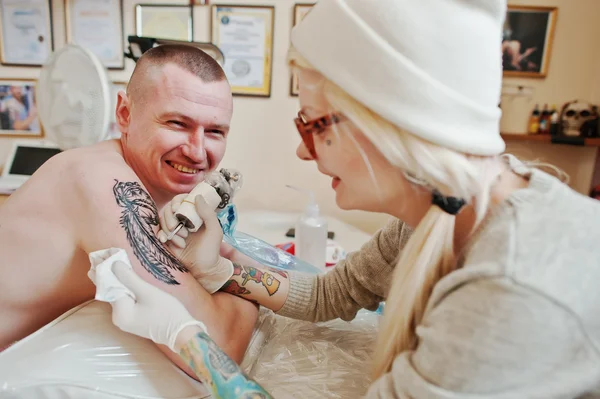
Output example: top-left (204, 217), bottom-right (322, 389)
top-left (158, 194), bottom-right (189, 248)
top-left (157, 194), bottom-right (234, 293)
top-left (109, 261), bottom-right (208, 352)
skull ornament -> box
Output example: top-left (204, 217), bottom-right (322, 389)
top-left (561, 100), bottom-right (595, 137)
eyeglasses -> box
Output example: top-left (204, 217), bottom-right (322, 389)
top-left (293, 109), bottom-right (346, 158)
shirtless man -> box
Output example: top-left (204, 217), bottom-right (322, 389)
top-left (0, 44), bottom-right (259, 378)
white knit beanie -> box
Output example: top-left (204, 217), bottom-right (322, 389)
top-left (291, 0), bottom-right (507, 156)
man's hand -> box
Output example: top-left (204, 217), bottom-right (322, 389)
top-left (110, 261), bottom-right (208, 352)
top-left (158, 194), bottom-right (233, 293)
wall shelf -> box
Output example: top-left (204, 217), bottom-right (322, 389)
top-left (501, 133), bottom-right (600, 147)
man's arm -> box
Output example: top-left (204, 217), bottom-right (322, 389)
top-left (75, 165), bottom-right (258, 377)
top-left (176, 327), bottom-right (273, 399)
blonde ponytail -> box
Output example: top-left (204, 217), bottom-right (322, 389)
top-left (371, 205), bottom-right (459, 378)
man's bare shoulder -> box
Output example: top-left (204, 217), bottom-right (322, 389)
top-left (65, 140), bottom-right (137, 194)
top-left (49, 140), bottom-right (148, 251)
top-left (0, 140), bottom-right (132, 216)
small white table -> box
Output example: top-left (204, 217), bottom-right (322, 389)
top-left (235, 209), bottom-right (372, 254)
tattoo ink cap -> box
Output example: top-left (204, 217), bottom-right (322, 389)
top-left (287, 185), bottom-right (328, 272)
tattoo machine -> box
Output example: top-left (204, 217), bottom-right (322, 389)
top-left (166, 168), bottom-right (244, 241)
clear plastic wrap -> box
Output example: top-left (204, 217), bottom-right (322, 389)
top-left (0, 300), bottom-right (213, 399)
top-left (218, 204), bottom-right (324, 275)
top-left (0, 301), bottom-right (280, 399)
top-left (0, 301), bottom-right (379, 399)
top-left (243, 309), bottom-right (381, 399)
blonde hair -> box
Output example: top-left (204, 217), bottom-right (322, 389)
top-left (288, 49), bottom-right (508, 378)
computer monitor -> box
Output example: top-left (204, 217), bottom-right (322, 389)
top-left (2, 140), bottom-right (61, 180)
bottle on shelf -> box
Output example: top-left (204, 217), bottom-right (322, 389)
top-left (538, 104), bottom-right (550, 134)
top-left (528, 104), bottom-right (541, 134)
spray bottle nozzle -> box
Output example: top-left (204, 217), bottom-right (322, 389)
top-left (286, 184), bottom-right (319, 218)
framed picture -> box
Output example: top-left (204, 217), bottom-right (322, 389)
top-left (65, 0), bottom-right (125, 70)
top-left (135, 4), bottom-right (193, 42)
top-left (211, 4), bottom-right (275, 97)
top-left (290, 3), bottom-right (314, 96)
top-left (502, 6), bottom-right (558, 78)
top-left (0, 80), bottom-right (43, 138)
top-left (0, 0), bottom-right (54, 67)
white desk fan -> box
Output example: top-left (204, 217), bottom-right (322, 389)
top-left (37, 44), bottom-right (112, 150)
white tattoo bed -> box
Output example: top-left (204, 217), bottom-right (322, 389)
top-left (0, 300), bottom-right (379, 399)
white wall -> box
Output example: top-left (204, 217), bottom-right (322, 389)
top-left (0, 0), bottom-right (598, 233)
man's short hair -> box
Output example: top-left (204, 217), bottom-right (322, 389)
top-left (127, 44), bottom-right (227, 101)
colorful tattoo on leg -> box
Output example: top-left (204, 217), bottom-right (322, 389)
top-left (180, 332), bottom-right (272, 399)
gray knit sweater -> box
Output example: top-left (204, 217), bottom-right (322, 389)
top-left (277, 158), bottom-right (600, 398)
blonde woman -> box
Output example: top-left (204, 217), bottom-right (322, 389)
top-left (107, 0), bottom-right (600, 397)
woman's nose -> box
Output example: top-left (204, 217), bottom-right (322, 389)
top-left (296, 141), bottom-right (314, 161)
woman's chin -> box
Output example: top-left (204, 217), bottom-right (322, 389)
top-left (335, 191), bottom-right (359, 211)
top-left (334, 192), bottom-right (350, 210)
top-left (335, 192), bottom-right (383, 213)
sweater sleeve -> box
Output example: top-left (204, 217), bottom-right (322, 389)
top-left (363, 277), bottom-right (599, 398)
top-left (276, 218), bottom-right (412, 322)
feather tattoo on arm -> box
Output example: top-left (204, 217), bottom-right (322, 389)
top-left (113, 180), bottom-right (188, 285)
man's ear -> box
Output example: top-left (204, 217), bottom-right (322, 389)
top-left (115, 90), bottom-right (131, 136)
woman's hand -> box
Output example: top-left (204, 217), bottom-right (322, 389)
top-left (109, 261), bottom-right (208, 352)
top-left (157, 194), bottom-right (234, 293)
top-left (109, 261), bottom-right (273, 398)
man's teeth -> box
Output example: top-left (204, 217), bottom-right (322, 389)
top-left (169, 162), bottom-right (199, 174)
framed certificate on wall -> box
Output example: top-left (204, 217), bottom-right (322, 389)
top-left (65, 0), bottom-right (125, 70)
top-left (0, 0), bottom-right (54, 67)
top-left (211, 5), bottom-right (275, 97)
top-left (135, 4), bottom-right (193, 42)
